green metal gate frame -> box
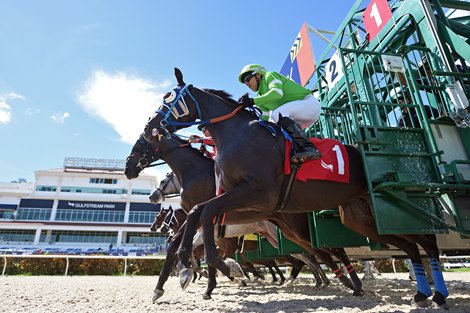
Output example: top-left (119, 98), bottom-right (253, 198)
top-left (305, 0), bottom-right (470, 237)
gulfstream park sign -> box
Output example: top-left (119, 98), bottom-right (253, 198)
top-left (58, 200), bottom-right (126, 211)
top-left (68, 202), bottom-right (116, 209)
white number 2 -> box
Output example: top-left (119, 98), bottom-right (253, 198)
top-left (332, 145), bottom-right (345, 175)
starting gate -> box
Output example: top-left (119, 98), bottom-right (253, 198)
top-left (257, 0), bottom-right (470, 261)
top-left (305, 0), bottom-right (470, 240)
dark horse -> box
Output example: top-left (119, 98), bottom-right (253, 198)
top-left (142, 68), bottom-right (450, 309)
top-left (125, 134), bottom-right (357, 300)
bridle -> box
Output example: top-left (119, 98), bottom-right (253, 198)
top-left (161, 207), bottom-right (186, 232)
top-left (153, 84), bottom-right (243, 138)
top-left (156, 173), bottom-right (181, 201)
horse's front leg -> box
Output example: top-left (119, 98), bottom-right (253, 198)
top-left (152, 228), bottom-right (184, 303)
top-left (200, 184), bottom-right (275, 281)
top-left (177, 207), bottom-right (203, 276)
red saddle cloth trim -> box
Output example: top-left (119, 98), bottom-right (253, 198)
top-left (285, 138), bottom-right (350, 184)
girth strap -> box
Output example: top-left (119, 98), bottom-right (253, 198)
top-left (274, 163), bottom-right (300, 212)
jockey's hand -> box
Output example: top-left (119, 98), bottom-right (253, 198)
top-left (188, 135), bottom-right (201, 143)
top-left (238, 93), bottom-right (254, 108)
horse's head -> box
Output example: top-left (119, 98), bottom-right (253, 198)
top-left (150, 205), bottom-right (172, 232)
top-left (159, 206), bottom-right (180, 234)
top-left (149, 172), bottom-right (181, 203)
top-left (125, 134), bottom-right (160, 179)
top-left (144, 68), bottom-right (196, 143)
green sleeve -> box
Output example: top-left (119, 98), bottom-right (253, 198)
top-left (253, 73), bottom-right (284, 110)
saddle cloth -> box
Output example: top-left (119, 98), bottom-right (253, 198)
top-left (285, 138), bottom-right (350, 184)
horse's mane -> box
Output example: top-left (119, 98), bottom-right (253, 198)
top-left (203, 89), bottom-right (238, 105)
top-left (202, 88), bottom-right (258, 119)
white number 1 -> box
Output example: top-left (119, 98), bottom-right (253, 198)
top-left (332, 145), bottom-right (345, 175)
top-left (370, 2), bottom-right (382, 27)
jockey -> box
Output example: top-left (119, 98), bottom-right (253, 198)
top-left (237, 63), bottom-right (321, 162)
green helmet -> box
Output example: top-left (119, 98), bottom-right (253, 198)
top-left (238, 64), bottom-right (267, 83)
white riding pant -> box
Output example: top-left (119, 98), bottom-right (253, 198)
top-left (269, 94), bottom-right (321, 129)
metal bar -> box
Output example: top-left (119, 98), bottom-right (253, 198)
top-left (380, 188), bottom-right (470, 235)
top-left (2, 257), bottom-right (6, 276)
top-left (65, 257), bottom-right (69, 276)
top-left (124, 258), bottom-right (127, 276)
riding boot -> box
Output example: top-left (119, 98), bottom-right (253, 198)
top-left (278, 116), bottom-right (322, 163)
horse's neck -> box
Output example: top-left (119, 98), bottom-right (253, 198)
top-left (164, 149), bottom-right (214, 183)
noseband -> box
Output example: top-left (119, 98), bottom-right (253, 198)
top-left (156, 173), bottom-right (180, 201)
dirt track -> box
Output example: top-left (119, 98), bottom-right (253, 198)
top-left (0, 272), bottom-right (469, 312)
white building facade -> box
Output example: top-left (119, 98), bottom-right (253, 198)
top-left (0, 158), bottom-right (177, 254)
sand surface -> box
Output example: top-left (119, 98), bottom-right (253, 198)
top-left (0, 272), bottom-right (469, 312)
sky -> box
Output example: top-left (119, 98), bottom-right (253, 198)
top-left (0, 0), bottom-right (354, 183)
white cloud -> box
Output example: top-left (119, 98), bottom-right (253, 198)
top-left (51, 112), bottom-right (70, 124)
top-left (0, 102), bottom-right (11, 124)
top-left (0, 92), bottom-right (26, 124)
top-left (78, 70), bottom-right (171, 145)
top-left (24, 108), bottom-right (40, 115)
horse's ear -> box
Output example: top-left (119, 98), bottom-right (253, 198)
top-left (174, 68), bottom-right (185, 86)
top-left (188, 84), bottom-right (193, 90)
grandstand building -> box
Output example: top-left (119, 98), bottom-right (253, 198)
top-left (0, 157), bottom-right (175, 255)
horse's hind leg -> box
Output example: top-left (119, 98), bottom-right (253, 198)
top-left (340, 197), bottom-right (432, 306)
top-left (312, 250), bottom-right (355, 292)
top-left (292, 254), bottom-right (328, 288)
top-left (324, 248), bottom-right (363, 296)
top-left (266, 264), bottom-right (279, 284)
top-left (271, 260), bottom-right (286, 285)
top-left (412, 235), bottom-right (448, 309)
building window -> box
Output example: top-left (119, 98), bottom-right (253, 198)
top-left (131, 189), bottom-right (151, 195)
top-left (126, 232), bottom-right (167, 245)
top-left (89, 178), bottom-right (117, 184)
top-left (44, 230), bottom-right (117, 244)
top-left (0, 229), bottom-right (36, 243)
top-left (55, 209), bottom-right (124, 223)
top-left (36, 185), bottom-right (57, 192)
top-left (16, 208), bottom-right (52, 221)
top-left (128, 211), bottom-right (157, 224)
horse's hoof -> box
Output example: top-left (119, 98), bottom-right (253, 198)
top-left (239, 280), bottom-right (248, 287)
top-left (411, 291), bottom-right (431, 308)
top-left (224, 258), bottom-right (244, 277)
top-left (411, 298), bottom-right (431, 308)
top-left (279, 279), bottom-right (286, 286)
top-left (353, 289), bottom-right (364, 297)
top-left (284, 278), bottom-right (294, 287)
top-left (201, 270), bottom-right (208, 278)
top-left (432, 291), bottom-right (449, 310)
top-left (179, 268), bottom-right (193, 290)
top-left (203, 294), bottom-right (212, 300)
top-left (152, 289), bottom-right (164, 303)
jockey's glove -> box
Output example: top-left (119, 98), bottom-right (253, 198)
top-left (238, 93), bottom-right (254, 108)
